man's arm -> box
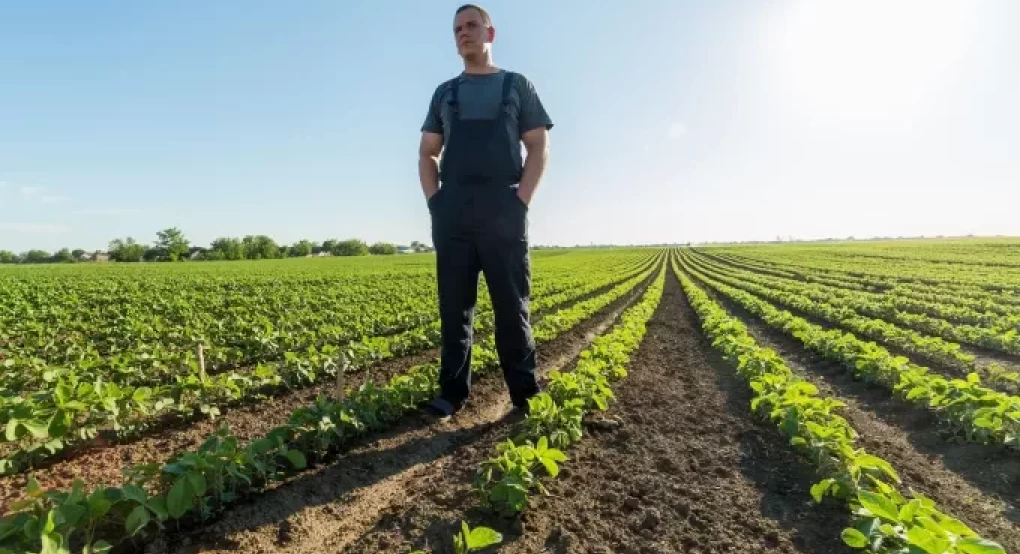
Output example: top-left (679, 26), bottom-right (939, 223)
top-left (514, 74), bottom-right (553, 206)
top-left (419, 131), bottom-right (443, 201)
top-left (517, 127), bottom-right (549, 206)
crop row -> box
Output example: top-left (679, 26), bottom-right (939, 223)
top-left (678, 252), bottom-right (1020, 451)
top-left (1, 251), bottom-right (658, 395)
top-left (673, 253), bottom-right (1006, 554)
top-left (0, 255), bottom-right (662, 476)
top-left (703, 250), bottom-right (1020, 318)
top-left (711, 247), bottom-right (1020, 294)
top-left (704, 251), bottom-right (1020, 329)
top-left (686, 253), bottom-right (979, 369)
top-left (472, 264), bottom-right (665, 519)
top-left (0, 253), bottom-right (665, 553)
top-left (690, 255), bottom-right (1020, 394)
top-left (689, 253), bottom-right (1020, 389)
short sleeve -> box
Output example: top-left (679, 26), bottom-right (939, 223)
top-left (516, 75), bottom-right (553, 135)
top-left (421, 83), bottom-right (446, 134)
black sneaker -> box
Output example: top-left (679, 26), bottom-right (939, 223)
top-left (421, 398), bottom-right (458, 423)
top-left (503, 402), bottom-right (530, 424)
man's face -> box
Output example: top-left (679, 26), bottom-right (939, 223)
top-left (453, 8), bottom-right (493, 58)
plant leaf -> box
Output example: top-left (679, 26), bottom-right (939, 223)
top-left (125, 505), bottom-right (150, 537)
top-left (167, 477), bottom-right (192, 519)
top-left (810, 478), bottom-right (835, 503)
top-left (841, 528), bottom-right (868, 548)
top-left (858, 490), bottom-right (900, 522)
top-left (467, 525), bottom-right (503, 548)
top-left (958, 538), bottom-right (1006, 554)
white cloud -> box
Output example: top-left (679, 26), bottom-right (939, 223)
top-left (667, 121), bottom-right (688, 140)
top-left (40, 194), bottom-right (72, 204)
top-left (2, 183), bottom-right (74, 204)
top-left (20, 185), bottom-right (46, 198)
top-left (74, 207), bottom-right (140, 216)
top-left (0, 222), bottom-right (72, 234)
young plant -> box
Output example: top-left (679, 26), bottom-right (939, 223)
top-left (453, 521), bottom-right (502, 554)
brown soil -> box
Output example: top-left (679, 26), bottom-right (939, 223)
top-left (691, 273), bottom-right (1020, 552)
top-left (0, 273), bottom-right (649, 514)
top-left (686, 253), bottom-right (1020, 396)
top-left (148, 271), bottom-right (655, 554)
top-left (330, 271), bottom-right (853, 554)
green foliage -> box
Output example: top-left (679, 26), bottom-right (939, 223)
top-left (22, 250), bottom-right (52, 264)
top-left (369, 242), bottom-right (397, 255)
top-left (241, 235), bottom-right (281, 260)
top-left (50, 249), bottom-right (73, 263)
top-left (453, 521), bottom-right (502, 554)
top-left (108, 238), bottom-right (145, 262)
top-left (682, 251), bottom-right (1020, 450)
top-left (0, 249), bottom-right (665, 553)
top-left (333, 238), bottom-right (369, 256)
top-left (289, 240), bottom-right (316, 258)
top-left (474, 263), bottom-right (666, 518)
top-left (674, 251), bottom-right (1006, 554)
top-left (209, 237), bottom-right (245, 260)
top-left (0, 250), bottom-right (16, 264)
top-left (155, 228), bottom-right (190, 262)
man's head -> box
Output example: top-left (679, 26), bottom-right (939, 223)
top-left (453, 4), bottom-right (494, 61)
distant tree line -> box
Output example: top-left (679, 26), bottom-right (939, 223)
top-left (0, 228), bottom-right (432, 264)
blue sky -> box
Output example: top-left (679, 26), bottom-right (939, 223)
top-left (2, 0), bottom-right (1018, 253)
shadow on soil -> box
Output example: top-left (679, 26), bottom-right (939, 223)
top-left (676, 284), bottom-right (856, 554)
top-left (696, 276), bottom-right (1020, 526)
top-left (164, 413), bottom-right (505, 553)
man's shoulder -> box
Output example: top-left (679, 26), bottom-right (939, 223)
top-left (430, 77), bottom-right (457, 101)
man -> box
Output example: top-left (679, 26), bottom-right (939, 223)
top-left (418, 4), bottom-right (553, 420)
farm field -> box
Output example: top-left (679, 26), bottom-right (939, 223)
top-left (1, 240), bottom-right (1018, 554)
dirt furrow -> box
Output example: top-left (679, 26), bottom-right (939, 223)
top-left (0, 273), bottom-right (652, 513)
top-left (687, 252), bottom-right (1020, 396)
top-left (338, 270), bottom-right (852, 554)
top-left (691, 275), bottom-right (1020, 552)
top-left (150, 273), bottom-right (654, 554)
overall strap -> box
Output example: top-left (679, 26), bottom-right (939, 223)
top-left (500, 71), bottom-right (516, 107)
top-left (447, 78), bottom-right (461, 119)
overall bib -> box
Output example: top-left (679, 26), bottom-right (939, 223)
top-left (427, 72), bottom-right (539, 414)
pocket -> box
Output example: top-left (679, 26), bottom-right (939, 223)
top-left (427, 188), bottom-right (445, 212)
top-left (510, 188), bottom-right (529, 212)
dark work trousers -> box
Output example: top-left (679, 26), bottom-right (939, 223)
top-left (427, 184), bottom-right (539, 413)
top-left (425, 71), bottom-right (539, 415)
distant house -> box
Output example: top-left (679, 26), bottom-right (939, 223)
top-left (92, 251), bottom-right (110, 262)
top-left (396, 246), bottom-right (414, 254)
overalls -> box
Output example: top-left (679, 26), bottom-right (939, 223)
top-left (426, 72), bottom-right (539, 414)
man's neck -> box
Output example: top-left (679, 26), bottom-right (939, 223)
top-left (463, 53), bottom-right (499, 75)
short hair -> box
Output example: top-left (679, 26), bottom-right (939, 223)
top-left (456, 4), bottom-right (492, 26)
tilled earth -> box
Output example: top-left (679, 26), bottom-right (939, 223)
top-left (338, 271), bottom-right (854, 554)
top-left (12, 264), bottom-right (1016, 554)
top-left (0, 275), bottom-right (636, 512)
top-left (691, 271), bottom-right (1020, 554)
top-left (149, 274), bottom-right (654, 554)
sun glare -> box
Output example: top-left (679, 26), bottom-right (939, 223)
top-left (771, 0), bottom-right (973, 125)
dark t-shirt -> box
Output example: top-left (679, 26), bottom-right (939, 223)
top-left (421, 69), bottom-right (553, 172)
